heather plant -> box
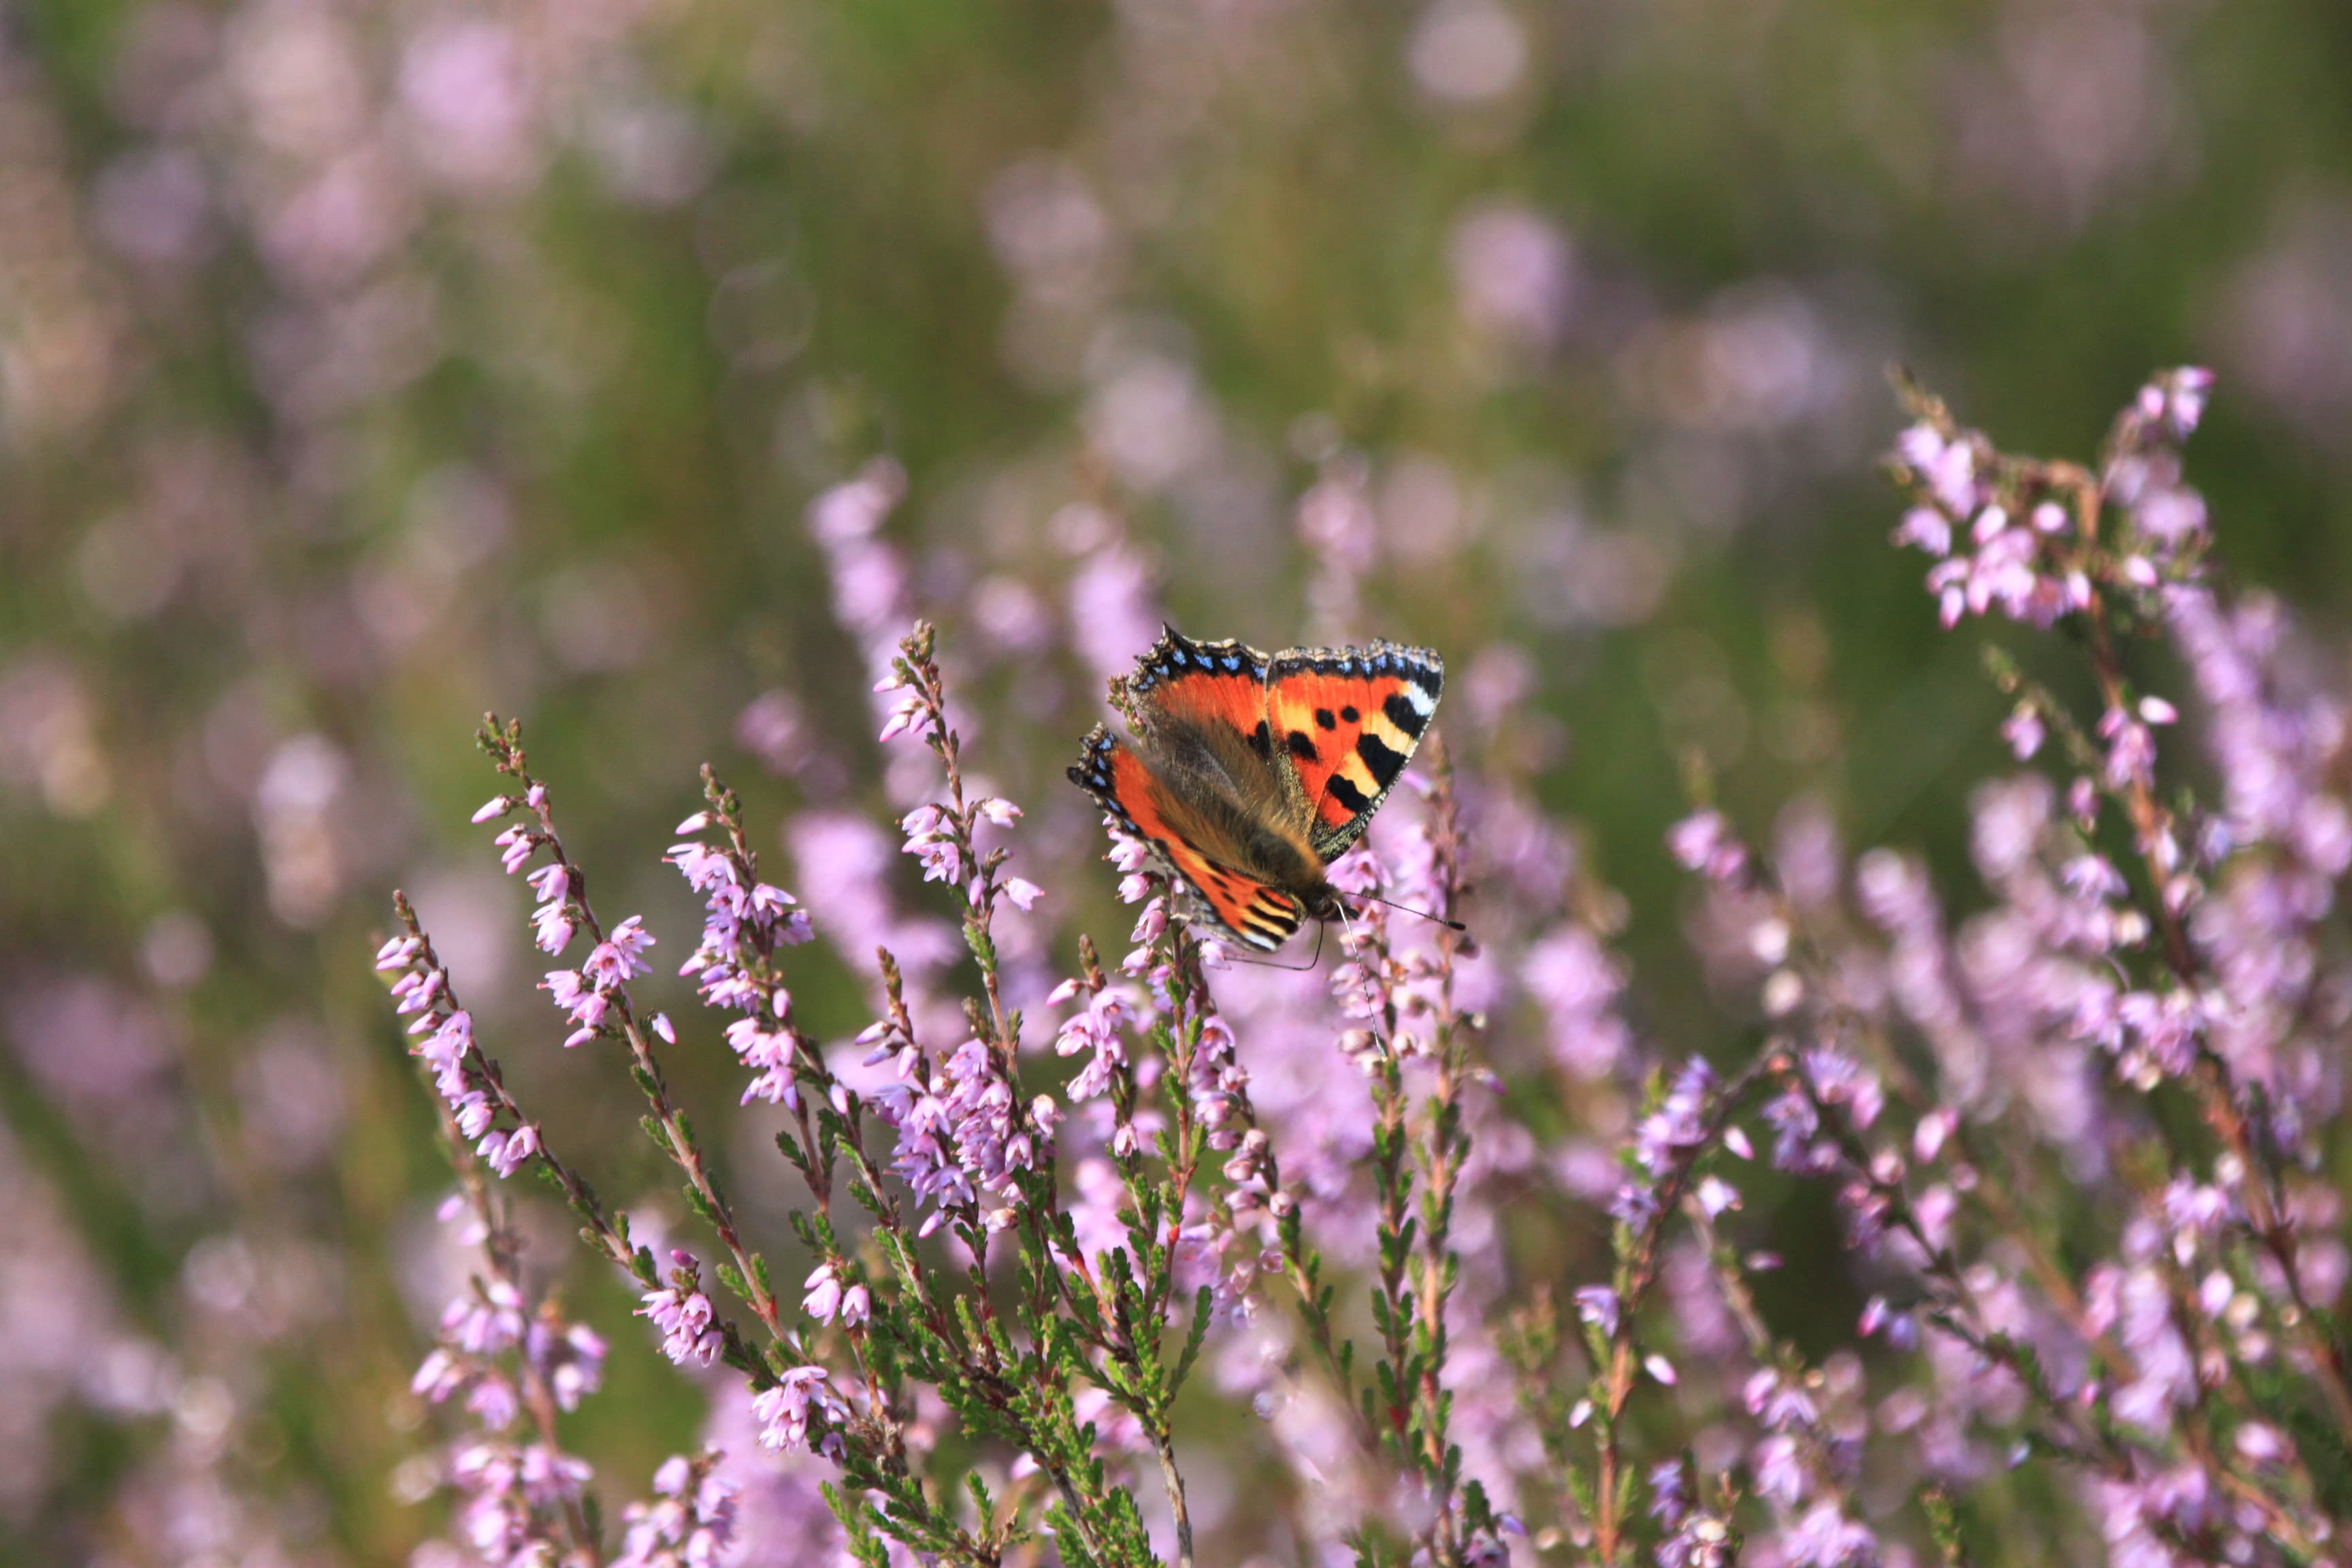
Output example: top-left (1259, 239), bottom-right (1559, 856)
top-left (7, 0), bottom-right (2352, 1560)
top-left (380, 370), bottom-right (2352, 1567)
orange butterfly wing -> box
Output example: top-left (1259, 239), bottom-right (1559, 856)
top-left (1262, 642), bottom-right (1443, 860)
top-left (1067, 725), bottom-right (1307, 951)
top-left (1117, 626), bottom-right (1271, 744)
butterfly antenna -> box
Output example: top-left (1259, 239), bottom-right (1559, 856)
top-left (1343, 892), bottom-right (1467, 934)
top-left (1219, 940), bottom-right (1321, 973)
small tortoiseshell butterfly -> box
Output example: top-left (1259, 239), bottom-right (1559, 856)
top-left (1068, 626), bottom-right (1444, 951)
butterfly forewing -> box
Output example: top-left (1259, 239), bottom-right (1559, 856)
top-left (1120, 627), bottom-right (1272, 744)
top-left (1262, 642), bottom-right (1443, 861)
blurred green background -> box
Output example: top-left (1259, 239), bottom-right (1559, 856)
top-left (2, 0), bottom-right (2350, 1559)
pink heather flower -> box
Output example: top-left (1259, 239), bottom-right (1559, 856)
top-left (615, 1456), bottom-right (739, 1568)
top-left (1667, 809), bottom-right (1746, 882)
top-left (2062, 855), bottom-right (2128, 902)
top-left (2069, 776), bottom-right (2101, 827)
top-left (418, 1009), bottom-right (473, 1069)
top-left (639, 1265), bottom-right (725, 1367)
top-left (2098, 705), bottom-right (2158, 790)
top-left (899, 806), bottom-right (964, 885)
top-left (1002, 877), bottom-right (1043, 911)
top-left (464, 1375), bottom-right (522, 1431)
top-left (376, 934), bottom-right (422, 968)
top-left (1892, 506), bottom-right (1952, 555)
top-left (525, 862), bottom-right (569, 906)
top-left (801, 1260), bottom-right (870, 1326)
top-left (668, 840), bottom-right (734, 894)
top-left (531, 1320), bottom-right (606, 1412)
top-left (1693, 1175), bottom-right (1741, 1218)
top-left (584, 915), bottom-right (655, 987)
top-left (2157, 367), bottom-right (2214, 436)
top-left (1107, 832), bottom-right (1153, 874)
top-left (751, 1366), bottom-right (843, 1454)
top-left (2236, 1422), bottom-right (2285, 1465)
top-left (455, 1092), bottom-right (496, 1139)
top-left (1778, 1502), bottom-right (1875, 1567)
top-left (2001, 703), bottom-right (2045, 761)
top-left (391, 966), bottom-right (444, 1014)
top-left (542, 968), bottom-right (611, 1045)
top-left (1056, 987), bottom-right (1131, 1100)
top-left (471, 796), bottom-right (511, 823)
top-left (1895, 422), bottom-right (1978, 516)
top-left (1631, 1059), bottom-right (1715, 1184)
top-left (495, 826), bottom-right (536, 875)
top-left (531, 900), bottom-right (576, 956)
top-left (877, 691), bottom-right (924, 742)
top-left (444, 1277), bottom-right (528, 1356)
top-left (478, 1124), bottom-right (538, 1177)
top-left (412, 1348), bottom-right (464, 1403)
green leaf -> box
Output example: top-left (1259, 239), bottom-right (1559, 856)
top-left (1171, 1284), bottom-right (1213, 1394)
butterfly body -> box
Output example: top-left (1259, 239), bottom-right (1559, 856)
top-left (1068, 627), bottom-right (1443, 951)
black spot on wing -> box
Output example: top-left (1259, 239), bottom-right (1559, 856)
top-left (1341, 704), bottom-right (1359, 723)
top-left (1286, 730), bottom-right (1320, 763)
top-left (1326, 773), bottom-right (1371, 815)
top-left (1382, 692), bottom-right (1428, 738)
top-left (1357, 731), bottom-right (1407, 787)
top-left (1250, 721), bottom-right (1273, 760)
top-left (1315, 708), bottom-right (1336, 731)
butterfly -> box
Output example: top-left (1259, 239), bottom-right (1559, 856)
top-left (1067, 626), bottom-right (1444, 952)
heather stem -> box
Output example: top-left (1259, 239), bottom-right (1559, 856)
top-left (1407, 760), bottom-right (1475, 1563)
top-left (1153, 1431), bottom-right (1195, 1568)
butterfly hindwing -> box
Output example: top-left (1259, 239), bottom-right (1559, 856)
top-left (1263, 641), bottom-right (1444, 861)
top-left (1066, 725), bottom-right (1306, 952)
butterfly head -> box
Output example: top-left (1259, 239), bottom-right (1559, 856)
top-left (1300, 884), bottom-right (1346, 926)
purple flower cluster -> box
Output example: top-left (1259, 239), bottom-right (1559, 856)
top-left (869, 1034), bottom-right (1054, 1235)
top-left (397, 1064), bottom-right (753, 1568)
top-left (670, 810), bottom-right (816, 1106)
top-left (749, 1365), bottom-right (847, 1456)
top-left (378, 936), bottom-right (540, 1178)
top-left (640, 1251), bottom-right (726, 1369)
top-left (612, 1452), bottom-right (739, 1568)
